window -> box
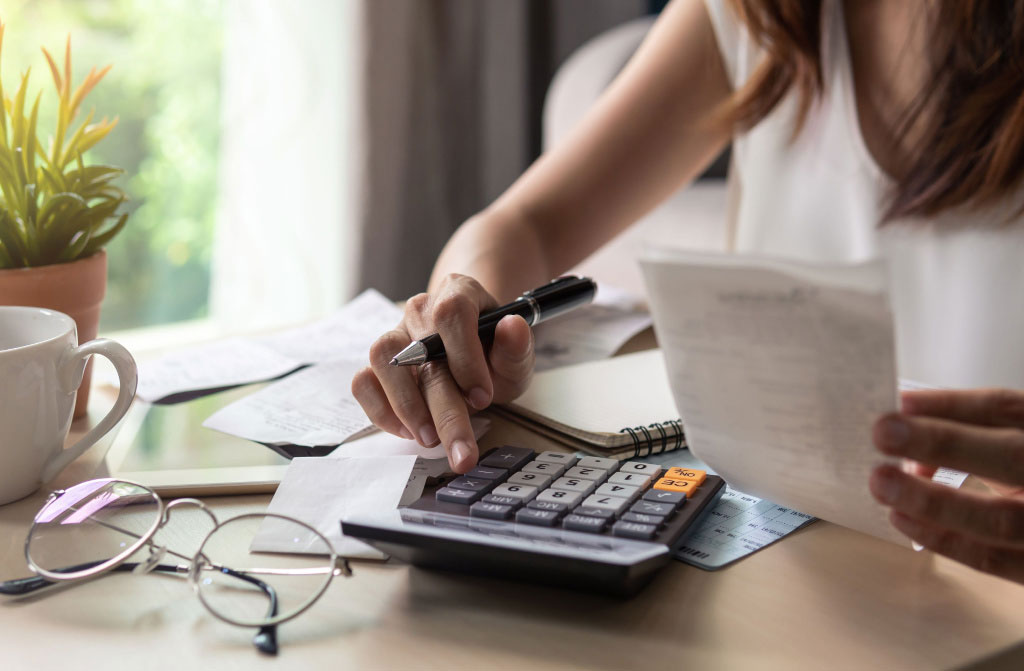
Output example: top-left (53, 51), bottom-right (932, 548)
top-left (3, 0), bottom-right (357, 342)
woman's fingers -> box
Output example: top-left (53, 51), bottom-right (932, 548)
top-left (430, 276), bottom-right (498, 410)
top-left (902, 388), bottom-right (1024, 429)
top-left (870, 465), bottom-right (1024, 549)
top-left (874, 413), bottom-right (1024, 486)
top-left (418, 361), bottom-right (479, 473)
top-left (888, 511), bottom-right (1024, 584)
top-left (489, 314), bottom-right (535, 403)
top-left (368, 328), bottom-right (438, 447)
top-left (351, 366), bottom-right (415, 440)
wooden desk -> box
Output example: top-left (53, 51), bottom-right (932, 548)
top-left (2, 399), bottom-right (1024, 670)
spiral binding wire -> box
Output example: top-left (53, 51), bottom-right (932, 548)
top-left (619, 419), bottom-right (684, 459)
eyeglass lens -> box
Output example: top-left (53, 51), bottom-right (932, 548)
top-left (194, 514), bottom-right (335, 627)
top-left (28, 480), bottom-right (162, 579)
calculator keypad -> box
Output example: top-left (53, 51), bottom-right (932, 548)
top-left (444, 446), bottom-right (709, 541)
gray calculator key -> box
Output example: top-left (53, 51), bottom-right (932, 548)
top-left (564, 466), bottom-right (607, 483)
top-left (618, 461), bottom-right (662, 477)
top-left (466, 465), bottom-right (509, 481)
top-left (482, 494), bottom-right (523, 508)
top-left (549, 477), bottom-right (596, 496)
top-left (562, 514), bottom-right (608, 533)
top-left (621, 511), bottom-right (665, 526)
top-left (535, 488), bottom-right (583, 508)
top-left (527, 499), bottom-right (569, 514)
top-left (630, 500), bottom-right (675, 517)
top-left (595, 483), bottom-right (641, 502)
top-left (491, 482), bottom-right (539, 502)
top-left (608, 471), bottom-right (653, 488)
top-left (521, 461), bottom-right (567, 478)
top-left (580, 494), bottom-right (631, 516)
top-left (479, 446), bottom-right (535, 471)
top-left (577, 456), bottom-right (619, 472)
top-left (535, 451), bottom-right (577, 465)
top-left (572, 506), bottom-right (615, 522)
top-left (447, 477), bottom-right (495, 493)
top-left (642, 489), bottom-right (687, 506)
top-left (435, 486), bottom-right (482, 504)
top-left (515, 508), bottom-right (561, 527)
top-left (612, 520), bottom-right (658, 540)
top-left (508, 471), bottom-right (553, 489)
top-left (470, 502), bottom-right (515, 520)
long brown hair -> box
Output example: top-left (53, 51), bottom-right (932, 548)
top-left (721, 0), bottom-right (1024, 222)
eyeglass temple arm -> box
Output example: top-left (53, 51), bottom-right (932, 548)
top-left (0, 560), bottom-right (187, 596)
top-left (216, 566), bottom-right (280, 656)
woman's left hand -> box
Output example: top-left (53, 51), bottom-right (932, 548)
top-left (870, 388), bottom-right (1024, 584)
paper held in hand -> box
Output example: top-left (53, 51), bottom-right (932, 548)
top-left (641, 248), bottom-right (910, 546)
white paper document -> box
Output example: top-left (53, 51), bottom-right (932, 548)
top-left (136, 289), bottom-right (401, 402)
top-left (533, 285), bottom-right (652, 371)
top-left (203, 358), bottom-right (377, 447)
top-left (252, 455), bottom-right (417, 559)
top-left (642, 248), bottom-right (908, 545)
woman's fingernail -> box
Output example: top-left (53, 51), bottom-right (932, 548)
top-left (879, 417), bottom-right (910, 450)
top-left (451, 440), bottom-right (473, 471)
top-left (419, 424), bottom-right (439, 446)
top-left (871, 468), bottom-right (902, 504)
top-left (398, 426), bottom-right (414, 441)
top-left (468, 387), bottom-right (491, 410)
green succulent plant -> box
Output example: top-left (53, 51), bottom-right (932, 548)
top-left (0, 22), bottom-right (128, 269)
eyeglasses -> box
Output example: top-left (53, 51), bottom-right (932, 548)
top-left (0, 478), bottom-right (351, 656)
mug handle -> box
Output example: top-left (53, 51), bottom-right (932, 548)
top-left (40, 338), bottom-right (139, 483)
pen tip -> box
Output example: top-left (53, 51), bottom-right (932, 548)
top-left (389, 357), bottom-right (398, 366)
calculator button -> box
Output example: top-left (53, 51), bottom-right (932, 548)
top-left (572, 505), bottom-right (616, 522)
top-left (535, 488), bottom-right (583, 508)
top-left (621, 511), bottom-right (666, 526)
top-left (618, 462), bottom-right (662, 477)
top-left (508, 471), bottom-right (553, 489)
top-left (515, 508), bottom-right (561, 527)
top-left (466, 465), bottom-right (509, 481)
top-left (595, 483), bottom-right (641, 502)
top-left (577, 456), bottom-right (619, 473)
top-left (664, 467), bottom-right (707, 486)
top-left (607, 472), bottom-right (653, 488)
top-left (580, 495), bottom-right (631, 516)
top-left (535, 451), bottom-right (577, 465)
top-left (549, 477), bottom-right (596, 496)
top-left (482, 494), bottom-right (523, 508)
top-left (630, 500), bottom-right (676, 517)
top-left (564, 466), bottom-right (607, 483)
top-left (521, 461), bottom-right (567, 478)
top-left (653, 478), bottom-right (698, 496)
top-left (612, 520), bottom-right (658, 540)
top-left (491, 482), bottom-right (539, 502)
top-left (562, 514), bottom-right (608, 533)
top-left (527, 499), bottom-right (570, 515)
top-left (479, 446), bottom-right (535, 471)
top-left (447, 477), bottom-right (496, 493)
top-left (435, 486), bottom-right (482, 504)
top-left (642, 489), bottom-right (686, 506)
top-left (470, 502), bottom-right (515, 520)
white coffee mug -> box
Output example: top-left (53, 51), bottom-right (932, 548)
top-left (0, 306), bottom-right (137, 505)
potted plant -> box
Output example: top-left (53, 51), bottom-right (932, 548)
top-left (0, 24), bottom-right (129, 418)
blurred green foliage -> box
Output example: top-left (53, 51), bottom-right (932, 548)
top-left (0, 0), bottom-right (222, 330)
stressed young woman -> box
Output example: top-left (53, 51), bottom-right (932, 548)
top-left (351, 0), bottom-right (1024, 583)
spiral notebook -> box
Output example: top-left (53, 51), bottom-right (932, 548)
top-left (495, 349), bottom-right (686, 459)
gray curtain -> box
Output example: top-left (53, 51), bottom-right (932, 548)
top-left (354, 0), bottom-right (648, 300)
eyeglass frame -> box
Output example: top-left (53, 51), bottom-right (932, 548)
top-left (17, 478), bottom-right (351, 641)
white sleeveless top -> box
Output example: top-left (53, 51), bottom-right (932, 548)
top-left (704, 0), bottom-right (1024, 388)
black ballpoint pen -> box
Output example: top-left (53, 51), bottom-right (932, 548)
top-left (389, 276), bottom-right (597, 366)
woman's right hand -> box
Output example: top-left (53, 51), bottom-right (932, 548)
top-left (351, 273), bottom-right (536, 474)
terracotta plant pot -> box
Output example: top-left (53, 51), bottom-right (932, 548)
top-left (0, 250), bottom-right (108, 419)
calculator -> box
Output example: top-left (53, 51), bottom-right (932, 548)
top-left (341, 446), bottom-right (725, 595)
